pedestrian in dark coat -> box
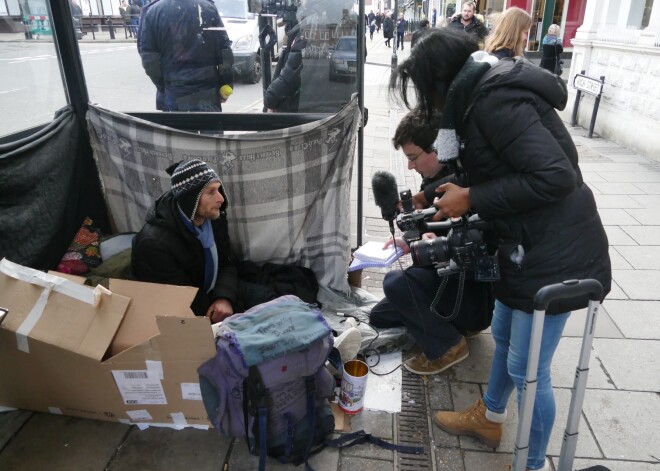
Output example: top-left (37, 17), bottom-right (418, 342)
top-left (138, 0), bottom-right (234, 111)
top-left (383, 14), bottom-right (394, 47)
top-left (391, 28), bottom-right (611, 471)
top-left (540, 24), bottom-right (564, 75)
top-left (396, 14), bottom-right (407, 50)
top-left (265, 23), bottom-right (306, 112)
top-left (446, 1), bottom-right (487, 44)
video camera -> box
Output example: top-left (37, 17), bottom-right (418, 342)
top-left (370, 170), bottom-right (499, 282)
top-left (396, 190), bottom-right (500, 282)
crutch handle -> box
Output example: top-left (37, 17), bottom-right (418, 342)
top-left (533, 279), bottom-right (603, 311)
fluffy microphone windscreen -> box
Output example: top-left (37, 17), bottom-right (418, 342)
top-left (371, 171), bottom-right (400, 219)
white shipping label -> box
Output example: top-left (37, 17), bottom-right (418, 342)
top-left (126, 409), bottom-right (153, 421)
top-left (181, 383), bottom-right (202, 401)
top-left (112, 370), bottom-right (167, 405)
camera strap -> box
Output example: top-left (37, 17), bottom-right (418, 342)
top-left (430, 269), bottom-right (466, 322)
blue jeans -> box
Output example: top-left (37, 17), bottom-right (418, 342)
top-left (483, 300), bottom-right (570, 470)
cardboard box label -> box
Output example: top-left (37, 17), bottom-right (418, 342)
top-left (181, 383), bottom-right (202, 401)
top-left (112, 370), bottom-right (167, 405)
top-left (126, 409), bottom-right (153, 421)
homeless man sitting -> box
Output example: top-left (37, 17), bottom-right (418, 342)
top-left (369, 110), bottom-right (494, 376)
top-left (131, 159), bottom-right (319, 323)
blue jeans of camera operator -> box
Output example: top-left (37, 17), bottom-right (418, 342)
top-left (370, 266), bottom-right (493, 375)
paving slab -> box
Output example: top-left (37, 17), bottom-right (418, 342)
top-left (340, 455), bottom-right (394, 470)
top-left (606, 279), bottom-right (629, 300)
top-left (590, 181), bottom-right (648, 195)
top-left (633, 182), bottom-right (660, 194)
top-left (595, 171), bottom-right (660, 183)
top-left (596, 208), bottom-right (641, 226)
top-left (624, 208), bottom-right (660, 225)
top-left (106, 426), bottom-right (227, 471)
top-left (450, 335), bottom-right (494, 384)
top-left (349, 410), bottom-right (394, 440)
top-left (0, 410), bottom-right (31, 449)
top-left (593, 338), bottom-right (660, 391)
top-left (562, 305), bottom-right (623, 339)
top-left (433, 446), bottom-right (465, 471)
top-left (604, 226), bottom-right (638, 245)
top-left (615, 246), bottom-right (660, 269)
top-left (227, 438), bottom-right (340, 471)
top-left (608, 247), bottom-right (633, 270)
top-left (603, 300), bottom-right (660, 338)
top-left (0, 413), bottom-right (128, 471)
top-left (463, 451), bottom-right (514, 470)
top-left (630, 194), bottom-right (660, 209)
top-left (581, 390), bottom-right (660, 461)
top-left (572, 458), bottom-right (660, 470)
top-left (612, 269), bottom-right (660, 299)
top-left (593, 194), bottom-right (643, 209)
top-left (619, 225), bottom-right (660, 245)
top-left (551, 337), bottom-right (616, 389)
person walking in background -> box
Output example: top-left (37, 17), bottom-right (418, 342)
top-left (375, 12), bottom-right (382, 33)
top-left (383, 12), bottom-right (394, 47)
top-left (432, 7), bottom-right (437, 27)
top-left (396, 13), bottom-right (407, 50)
top-left (129, 0), bottom-right (141, 37)
top-left (447, 1), bottom-right (487, 45)
top-left (369, 18), bottom-right (376, 40)
top-left (540, 24), bottom-right (564, 75)
top-left (484, 7), bottom-right (532, 59)
top-left (119, 0), bottom-right (133, 38)
top-left (411, 18), bottom-right (430, 48)
top-left (265, 12), bottom-right (306, 112)
top-left (390, 27), bottom-right (611, 471)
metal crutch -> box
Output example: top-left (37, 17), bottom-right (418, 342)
top-left (512, 279), bottom-right (604, 471)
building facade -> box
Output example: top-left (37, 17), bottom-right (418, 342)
top-left (566, 0), bottom-right (660, 159)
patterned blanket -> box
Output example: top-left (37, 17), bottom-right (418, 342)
top-left (86, 100), bottom-right (360, 294)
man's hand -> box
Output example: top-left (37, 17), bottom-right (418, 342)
top-left (384, 236), bottom-right (410, 255)
top-left (206, 298), bottom-right (234, 323)
top-left (432, 183), bottom-right (471, 221)
top-left (412, 191), bottom-right (429, 209)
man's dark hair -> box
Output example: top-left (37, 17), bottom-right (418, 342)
top-left (390, 29), bottom-right (478, 123)
top-left (392, 110), bottom-right (442, 152)
top-left (420, 18), bottom-right (429, 28)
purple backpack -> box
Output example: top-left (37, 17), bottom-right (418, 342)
top-left (198, 295), bottom-right (335, 469)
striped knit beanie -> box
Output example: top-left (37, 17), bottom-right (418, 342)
top-left (169, 159), bottom-right (221, 222)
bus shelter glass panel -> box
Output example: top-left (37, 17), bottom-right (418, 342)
top-left (0, 0), bottom-right (67, 138)
top-left (74, 0), bottom-right (360, 115)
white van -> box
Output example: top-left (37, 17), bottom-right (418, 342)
top-left (217, 0), bottom-right (285, 84)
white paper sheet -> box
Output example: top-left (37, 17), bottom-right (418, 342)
top-left (363, 351), bottom-right (402, 413)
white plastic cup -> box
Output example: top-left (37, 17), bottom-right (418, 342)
top-left (339, 359), bottom-right (369, 414)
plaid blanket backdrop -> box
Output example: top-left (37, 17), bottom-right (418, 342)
top-left (86, 100), bottom-right (360, 295)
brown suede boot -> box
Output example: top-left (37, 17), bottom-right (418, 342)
top-left (433, 398), bottom-right (503, 448)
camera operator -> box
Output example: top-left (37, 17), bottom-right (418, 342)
top-left (390, 27), bottom-right (611, 470)
top-left (370, 110), bottom-right (494, 376)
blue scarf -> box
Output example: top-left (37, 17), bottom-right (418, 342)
top-left (178, 208), bottom-right (218, 293)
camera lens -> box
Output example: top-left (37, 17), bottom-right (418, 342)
top-left (410, 237), bottom-right (450, 267)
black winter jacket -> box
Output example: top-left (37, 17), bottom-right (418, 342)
top-left (265, 27), bottom-right (304, 112)
top-left (447, 16), bottom-right (488, 40)
top-left (131, 191), bottom-right (238, 316)
top-left (457, 58), bottom-right (611, 314)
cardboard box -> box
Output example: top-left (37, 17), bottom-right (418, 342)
top-left (0, 259), bottom-right (216, 428)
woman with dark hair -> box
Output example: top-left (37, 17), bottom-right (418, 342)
top-left (390, 27), bottom-right (611, 471)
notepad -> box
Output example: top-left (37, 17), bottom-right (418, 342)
top-left (348, 241), bottom-right (404, 272)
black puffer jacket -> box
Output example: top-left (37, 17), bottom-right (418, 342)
top-left (458, 58), bottom-right (611, 314)
top-left (265, 26), bottom-right (304, 112)
top-left (131, 190), bottom-right (238, 316)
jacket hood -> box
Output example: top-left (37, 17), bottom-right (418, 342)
top-left (476, 57), bottom-right (568, 111)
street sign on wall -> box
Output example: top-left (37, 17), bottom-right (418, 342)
top-left (573, 74), bottom-right (604, 97)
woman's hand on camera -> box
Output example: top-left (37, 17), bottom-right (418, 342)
top-left (432, 183), bottom-right (470, 221)
top-left (384, 237), bottom-right (410, 255)
top-left (421, 232), bottom-right (437, 240)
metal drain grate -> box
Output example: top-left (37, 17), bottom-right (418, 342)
top-left (397, 370), bottom-right (433, 470)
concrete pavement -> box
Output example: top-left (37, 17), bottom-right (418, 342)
top-left (0, 30), bottom-right (658, 471)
